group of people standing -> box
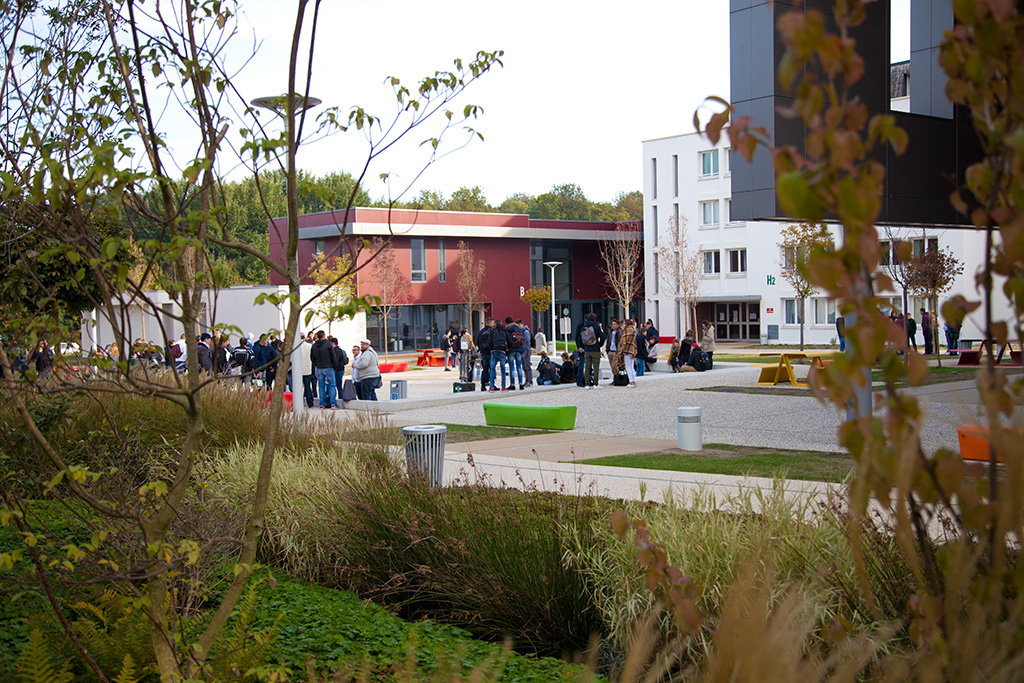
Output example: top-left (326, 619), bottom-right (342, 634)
top-left (164, 329), bottom-right (381, 406)
top-left (474, 317), bottom-right (536, 391)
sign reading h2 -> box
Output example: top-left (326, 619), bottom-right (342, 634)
top-left (766, 275), bottom-right (776, 286)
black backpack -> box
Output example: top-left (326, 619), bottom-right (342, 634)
top-left (232, 346), bottom-right (253, 371)
top-left (690, 350), bottom-right (710, 372)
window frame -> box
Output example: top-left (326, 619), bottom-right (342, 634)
top-left (438, 237), bottom-right (446, 283)
top-left (783, 298), bottom-right (804, 325)
top-left (701, 250), bottom-right (721, 275)
top-left (813, 298), bottom-right (837, 325)
top-left (410, 237), bottom-right (427, 283)
top-left (699, 200), bottom-right (720, 227)
top-left (699, 150), bottom-right (719, 178)
top-left (727, 248), bottom-right (747, 274)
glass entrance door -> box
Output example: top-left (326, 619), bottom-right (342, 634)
top-left (713, 302), bottom-right (760, 340)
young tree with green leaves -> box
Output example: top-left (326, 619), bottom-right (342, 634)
top-left (0, 1), bottom-right (501, 678)
top-left (778, 222), bottom-right (833, 350)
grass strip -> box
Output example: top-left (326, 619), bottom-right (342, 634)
top-left (580, 445), bottom-right (853, 483)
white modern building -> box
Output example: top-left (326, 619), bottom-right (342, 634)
top-left (642, 129), bottom-right (995, 346)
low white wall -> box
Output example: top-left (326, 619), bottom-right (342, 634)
top-left (82, 285), bottom-right (366, 351)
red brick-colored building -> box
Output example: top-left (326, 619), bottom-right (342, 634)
top-left (269, 207), bottom-right (642, 351)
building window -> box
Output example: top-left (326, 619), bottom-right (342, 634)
top-left (313, 239), bottom-right (325, 257)
top-left (728, 248), bottom-right (747, 274)
top-left (782, 245), bottom-right (798, 271)
top-left (725, 199), bottom-right (732, 224)
top-left (700, 200), bottom-right (719, 226)
top-left (814, 298), bottom-right (837, 325)
top-left (438, 237), bottom-right (446, 283)
top-left (672, 203), bottom-right (679, 232)
top-left (653, 257), bottom-right (659, 294)
top-left (879, 240), bottom-right (892, 266)
top-left (912, 237), bottom-right (939, 256)
top-left (410, 237), bottom-right (426, 282)
top-left (651, 205), bottom-right (659, 246)
top-left (672, 154), bottom-right (679, 197)
top-left (724, 148), bottom-right (732, 174)
top-left (699, 150), bottom-right (719, 177)
top-left (784, 299), bottom-right (804, 325)
top-left (702, 250), bottom-right (720, 275)
top-left (651, 158), bottom-right (658, 200)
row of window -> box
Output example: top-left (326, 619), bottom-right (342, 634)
top-left (782, 298), bottom-right (837, 326)
top-left (701, 248), bottom-right (747, 275)
top-left (650, 149), bottom-right (732, 200)
top-left (317, 237), bottom-right (448, 284)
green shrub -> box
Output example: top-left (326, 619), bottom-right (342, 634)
top-left (212, 441), bottom-right (609, 656)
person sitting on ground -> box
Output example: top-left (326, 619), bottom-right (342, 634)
top-left (536, 350), bottom-right (561, 385)
top-left (668, 339), bottom-right (684, 372)
top-left (558, 352), bottom-right (577, 384)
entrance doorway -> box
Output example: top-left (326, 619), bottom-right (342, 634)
top-left (712, 301), bottom-right (760, 341)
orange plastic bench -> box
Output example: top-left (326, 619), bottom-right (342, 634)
top-left (957, 424), bottom-right (1012, 463)
top-left (379, 362), bottom-right (408, 373)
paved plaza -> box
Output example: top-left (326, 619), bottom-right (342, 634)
top-left (312, 348), bottom-right (1014, 505)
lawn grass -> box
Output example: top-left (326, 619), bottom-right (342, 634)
top-left (348, 422), bottom-right (558, 445)
top-left (582, 443), bottom-right (854, 483)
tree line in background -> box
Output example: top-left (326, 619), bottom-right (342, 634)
top-left (173, 174), bottom-right (640, 287)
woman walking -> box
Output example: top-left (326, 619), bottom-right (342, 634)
top-left (619, 319), bottom-right (638, 387)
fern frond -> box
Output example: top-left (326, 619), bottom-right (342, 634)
top-left (113, 653), bottom-right (137, 683)
top-left (16, 629), bottom-right (73, 683)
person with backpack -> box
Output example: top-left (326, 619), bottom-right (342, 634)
top-left (505, 317), bottom-right (527, 390)
top-left (439, 329), bottom-right (451, 371)
top-left (516, 319), bottom-right (534, 387)
top-left (575, 313), bottom-right (606, 389)
top-left (700, 320), bottom-right (716, 370)
top-left (231, 337), bottom-right (255, 383)
top-left (617, 319), bottom-right (638, 388)
top-left (488, 318), bottom-right (510, 391)
top-left (476, 318), bottom-right (493, 391)
top-left (687, 343), bottom-right (710, 372)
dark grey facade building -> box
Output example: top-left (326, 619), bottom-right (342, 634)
top-left (729, 0), bottom-right (982, 227)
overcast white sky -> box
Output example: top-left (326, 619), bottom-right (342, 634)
top-left (218, 0), bottom-right (910, 207)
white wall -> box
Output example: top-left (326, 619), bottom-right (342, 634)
top-left (82, 285), bottom-right (367, 352)
top-left (643, 129), bottom-right (1003, 346)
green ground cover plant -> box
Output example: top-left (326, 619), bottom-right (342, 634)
top-left (581, 447), bottom-right (854, 483)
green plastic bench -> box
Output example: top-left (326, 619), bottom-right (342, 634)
top-left (482, 403), bottom-right (577, 430)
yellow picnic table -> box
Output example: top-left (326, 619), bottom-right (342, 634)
top-left (751, 350), bottom-right (838, 386)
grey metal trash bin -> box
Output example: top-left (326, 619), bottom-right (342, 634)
top-left (677, 407), bottom-right (702, 451)
top-left (402, 424), bottom-right (446, 486)
top-left (390, 379), bottom-right (407, 400)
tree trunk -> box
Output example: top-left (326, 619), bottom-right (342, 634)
top-left (799, 297), bottom-right (806, 350)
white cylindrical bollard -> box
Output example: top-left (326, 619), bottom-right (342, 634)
top-left (677, 407), bottom-right (702, 451)
top-left (402, 424), bottom-right (447, 486)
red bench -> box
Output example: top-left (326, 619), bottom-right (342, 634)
top-left (416, 349), bottom-right (446, 367)
top-left (379, 362), bottom-right (408, 373)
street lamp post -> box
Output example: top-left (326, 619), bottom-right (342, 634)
top-left (543, 261), bottom-right (561, 355)
top-left (252, 93), bottom-right (322, 418)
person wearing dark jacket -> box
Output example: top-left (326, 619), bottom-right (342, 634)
top-left (604, 319), bottom-right (622, 377)
top-left (488, 318), bottom-right (510, 391)
top-left (476, 318), bottom-right (494, 391)
top-left (330, 337), bottom-right (348, 402)
top-left (214, 337), bottom-right (232, 375)
top-left (574, 313), bottom-right (606, 388)
top-left (197, 333), bottom-right (214, 373)
top-left (536, 351), bottom-right (561, 385)
top-left (310, 330), bottom-right (338, 409)
top-left (558, 352), bottom-right (577, 384)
